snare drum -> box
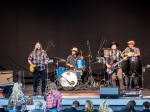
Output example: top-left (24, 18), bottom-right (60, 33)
top-left (59, 70), bottom-right (78, 87)
top-left (56, 67), bottom-right (66, 78)
top-left (76, 60), bottom-right (85, 70)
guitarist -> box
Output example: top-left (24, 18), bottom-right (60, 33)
top-left (106, 42), bottom-right (127, 90)
top-left (28, 42), bottom-right (49, 96)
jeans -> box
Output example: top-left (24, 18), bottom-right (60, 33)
top-left (47, 108), bottom-right (62, 112)
top-left (33, 70), bottom-right (46, 92)
top-left (111, 68), bottom-right (124, 89)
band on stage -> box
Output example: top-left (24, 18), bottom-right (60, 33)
top-left (28, 40), bottom-right (141, 95)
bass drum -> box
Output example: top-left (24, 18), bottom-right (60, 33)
top-left (121, 60), bottom-right (129, 75)
top-left (129, 56), bottom-right (140, 74)
top-left (59, 70), bottom-right (78, 87)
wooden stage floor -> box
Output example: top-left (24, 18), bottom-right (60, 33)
top-left (23, 84), bottom-right (150, 99)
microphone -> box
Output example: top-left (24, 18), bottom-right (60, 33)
top-left (36, 48), bottom-right (38, 51)
top-left (104, 38), bottom-right (107, 42)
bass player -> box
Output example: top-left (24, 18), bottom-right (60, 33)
top-left (106, 42), bottom-right (127, 90)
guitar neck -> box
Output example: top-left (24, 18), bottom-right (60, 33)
top-left (113, 59), bottom-right (124, 66)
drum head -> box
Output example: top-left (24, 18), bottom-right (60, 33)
top-left (59, 70), bottom-right (77, 87)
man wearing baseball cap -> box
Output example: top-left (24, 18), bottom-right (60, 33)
top-left (123, 40), bottom-right (140, 88)
top-left (123, 40), bottom-right (140, 57)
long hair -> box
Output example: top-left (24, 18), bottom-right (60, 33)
top-left (33, 42), bottom-right (45, 61)
top-left (125, 100), bottom-right (136, 111)
top-left (12, 82), bottom-right (22, 101)
top-left (84, 100), bottom-right (94, 112)
top-left (99, 101), bottom-right (110, 112)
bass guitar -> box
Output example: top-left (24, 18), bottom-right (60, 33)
top-left (106, 58), bottom-right (127, 75)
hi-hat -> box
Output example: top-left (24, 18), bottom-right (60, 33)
top-left (50, 57), bottom-right (66, 62)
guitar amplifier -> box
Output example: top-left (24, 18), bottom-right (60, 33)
top-left (0, 71), bottom-right (13, 83)
top-left (142, 67), bottom-right (150, 89)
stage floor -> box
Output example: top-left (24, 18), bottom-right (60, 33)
top-left (23, 84), bottom-right (150, 99)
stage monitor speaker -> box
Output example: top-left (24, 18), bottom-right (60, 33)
top-left (142, 67), bottom-right (150, 89)
top-left (100, 87), bottom-right (119, 99)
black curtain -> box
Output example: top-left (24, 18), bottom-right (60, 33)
top-left (0, 0), bottom-right (150, 77)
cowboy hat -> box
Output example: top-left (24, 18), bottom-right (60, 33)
top-left (71, 47), bottom-right (78, 52)
top-left (109, 41), bottom-right (118, 48)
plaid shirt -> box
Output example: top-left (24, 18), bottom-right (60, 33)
top-left (28, 51), bottom-right (49, 71)
top-left (106, 50), bottom-right (123, 67)
top-left (45, 90), bottom-right (62, 112)
top-left (11, 92), bottom-right (27, 112)
top-left (66, 55), bottom-right (81, 67)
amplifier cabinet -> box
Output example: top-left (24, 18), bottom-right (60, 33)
top-left (0, 73), bottom-right (13, 83)
top-left (142, 67), bottom-right (150, 89)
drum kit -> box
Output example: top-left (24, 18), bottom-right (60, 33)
top-left (48, 57), bottom-right (86, 88)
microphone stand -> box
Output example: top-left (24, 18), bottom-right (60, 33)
top-left (86, 40), bottom-right (95, 86)
top-left (97, 37), bottom-right (107, 86)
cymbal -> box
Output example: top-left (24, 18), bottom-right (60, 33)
top-left (50, 57), bottom-right (66, 62)
top-left (84, 55), bottom-right (92, 58)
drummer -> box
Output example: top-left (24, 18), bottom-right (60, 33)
top-left (66, 47), bottom-right (84, 68)
top-left (123, 40), bottom-right (140, 57)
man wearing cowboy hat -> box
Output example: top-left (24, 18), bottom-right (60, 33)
top-left (66, 47), bottom-right (84, 68)
top-left (123, 40), bottom-right (140, 57)
top-left (106, 42), bottom-right (126, 89)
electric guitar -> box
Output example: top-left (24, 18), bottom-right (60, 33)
top-left (29, 60), bottom-right (53, 73)
top-left (29, 63), bottom-right (43, 73)
top-left (106, 58), bottom-right (127, 75)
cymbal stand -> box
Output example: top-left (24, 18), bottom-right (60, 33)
top-left (97, 37), bottom-right (107, 86)
top-left (45, 40), bottom-right (54, 88)
top-left (86, 40), bottom-right (95, 86)
top-left (54, 60), bottom-right (60, 84)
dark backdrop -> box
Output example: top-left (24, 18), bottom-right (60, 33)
top-left (0, 0), bottom-right (150, 76)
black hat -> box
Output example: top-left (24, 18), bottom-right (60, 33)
top-left (109, 41), bottom-right (118, 48)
